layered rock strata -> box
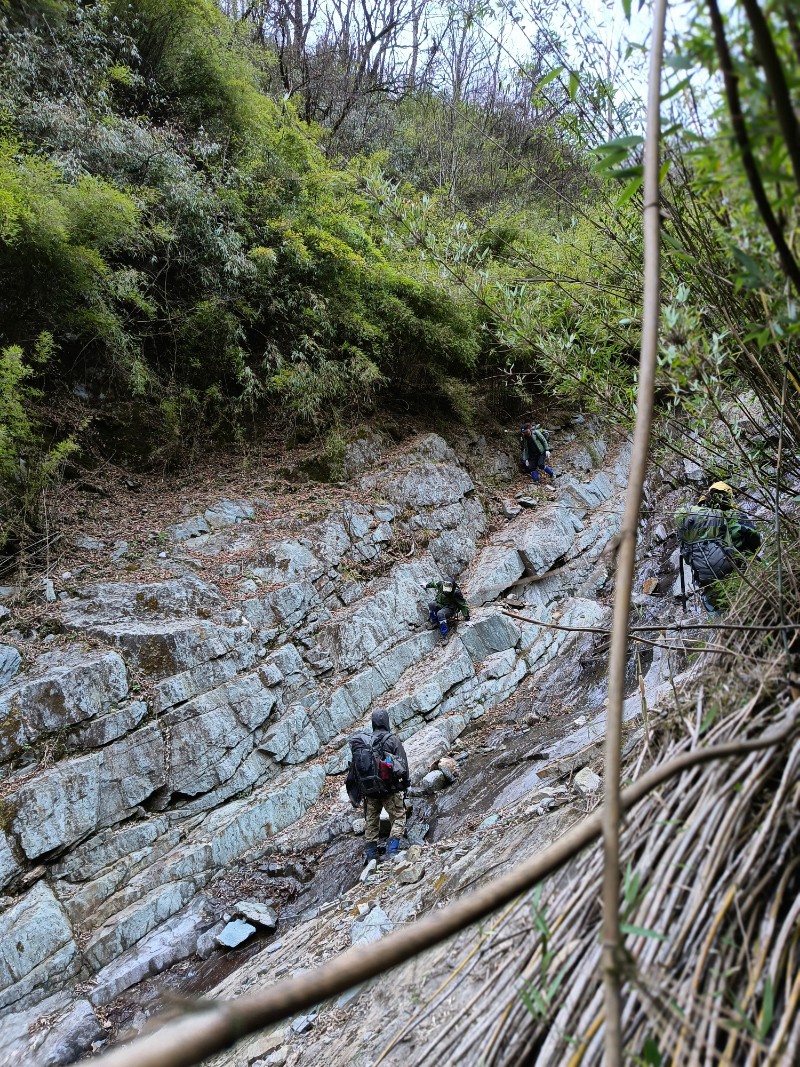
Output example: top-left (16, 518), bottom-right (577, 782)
top-left (0, 427), bottom-right (630, 1061)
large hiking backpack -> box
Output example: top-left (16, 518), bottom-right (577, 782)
top-left (349, 732), bottom-right (391, 799)
top-left (529, 427), bottom-right (548, 453)
top-left (676, 506), bottom-right (736, 584)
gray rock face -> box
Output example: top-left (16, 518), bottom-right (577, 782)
top-left (260, 705), bottom-right (320, 765)
top-left (0, 428), bottom-right (636, 1041)
top-left (0, 882), bottom-right (78, 1010)
top-left (204, 499), bottom-right (255, 529)
top-left (0, 830), bottom-right (20, 889)
top-left (465, 546), bottom-right (525, 605)
top-left (251, 542), bottom-right (323, 586)
top-left (343, 433), bottom-right (385, 477)
top-left (89, 906), bottom-right (207, 1005)
top-left (207, 765), bottom-right (326, 868)
top-left (404, 721), bottom-right (458, 783)
top-left (459, 611), bottom-right (521, 662)
top-left (10, 723), bottom-right (166, 858)
top-left (65, 575), bottom-right (223, 620)
top-left (0, 651), bottom-right (128, 761)
top-left (512, 505), bottom-right (582, 575)
top-left (0, 644), bottom-right (21, 687)
top-left (351, 906), bottom-right (393, 945)
top-left (37, 999), bottom-right (105, 1067)
top-left (318, 563), bottom-right (434, 673)
top-left (172, 515), bottom-right (210, 540)
top-left (165, 671), bottom-right (279, 797)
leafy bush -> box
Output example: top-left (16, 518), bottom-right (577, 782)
top-left (0, 335), bottom-right (75, 556)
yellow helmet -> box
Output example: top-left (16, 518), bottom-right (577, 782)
top-left (708, 481), bottom-right (733, 496)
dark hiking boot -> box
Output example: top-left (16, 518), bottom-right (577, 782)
top-left (364, 842), bottom-right (379, 862)
top-left (386, 837), bottom-right (402, 858)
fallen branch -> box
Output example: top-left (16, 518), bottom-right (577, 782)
top-left (90, 707), bottom-right (799, 1067)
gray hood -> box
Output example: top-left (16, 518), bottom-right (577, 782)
top-left (371, 708), bottom-right (390, 732)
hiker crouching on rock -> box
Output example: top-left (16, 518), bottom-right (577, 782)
top-left (425, 576), bottom-right (470, 637)
top-left (347, 708), bottom-right (410, 862)
top-left (675, 481), bottom-right (761, 611)
top-left (520, 422), bottom-right (554, 483)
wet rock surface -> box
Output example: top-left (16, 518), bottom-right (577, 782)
top-left (0, 419), bottom-right (700, 1064)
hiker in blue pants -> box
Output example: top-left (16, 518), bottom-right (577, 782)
top-left (425, 576), bottom-right (470, 637)
top-left (520, 422), bottom-right (554, 483)
top-left (346, 709), bottom-right (409, 862)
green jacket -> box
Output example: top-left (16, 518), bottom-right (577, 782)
top-left (675, 504), bottom-right (761, 555)
top-left (426, 581), bottom-right (470, 619)
top-left (520, 426), bottom-right (548, 464)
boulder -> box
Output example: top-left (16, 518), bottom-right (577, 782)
top-left (342, 433), bottom-right (385, 478)
top-left (573, 767), bottom-right (601, 794)
top-left (0, 882), bottom-right (79, 1011)
top-left (397, 861), bottom-right (426, 885)
top-left (235, 901), bottom-right (278, 929)
top-left (683, 458), bottom-right (705, 483)
top-left (422, 770), bottom-right (448, 793)
top-left (438, 756), bottom-right (459, 782)
top-left (203, 500), bottom-right (255, 529)
top-left (216, 920), bottom-right (256, 949)
top-left (172, 515), bottom-right (210, 541)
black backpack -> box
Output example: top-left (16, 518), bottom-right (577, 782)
top-left (349, 732), bottom-right (391, 799)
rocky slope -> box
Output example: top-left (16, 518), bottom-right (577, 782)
top-left (0, 418), bottom-right (670, 1065)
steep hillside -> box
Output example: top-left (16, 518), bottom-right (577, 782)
top-left (0, 415), bottom-right (657, 1063)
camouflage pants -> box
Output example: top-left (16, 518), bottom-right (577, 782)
top-left (364, 792), bottom-right (407, 843)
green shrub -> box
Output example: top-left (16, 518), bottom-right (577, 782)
top-left (0, 335), bottom-right (75, 554)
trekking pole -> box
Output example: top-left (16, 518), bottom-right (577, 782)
top-left (679, 557), bottom-right (687, 615)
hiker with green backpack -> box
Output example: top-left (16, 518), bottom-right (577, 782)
top-left (520, 422), bottom-right (554, 483)
top-left (675, 481), bottom-right (761, 611)
top-left (346, 708), bottom-right (410, 862)
top-left (425, 575), bottom-right (470, 637)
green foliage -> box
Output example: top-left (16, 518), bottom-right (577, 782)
top-left (0, 335), bottom-right (75, 551)
top-left (0, 0), bottom-right (500, 466)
